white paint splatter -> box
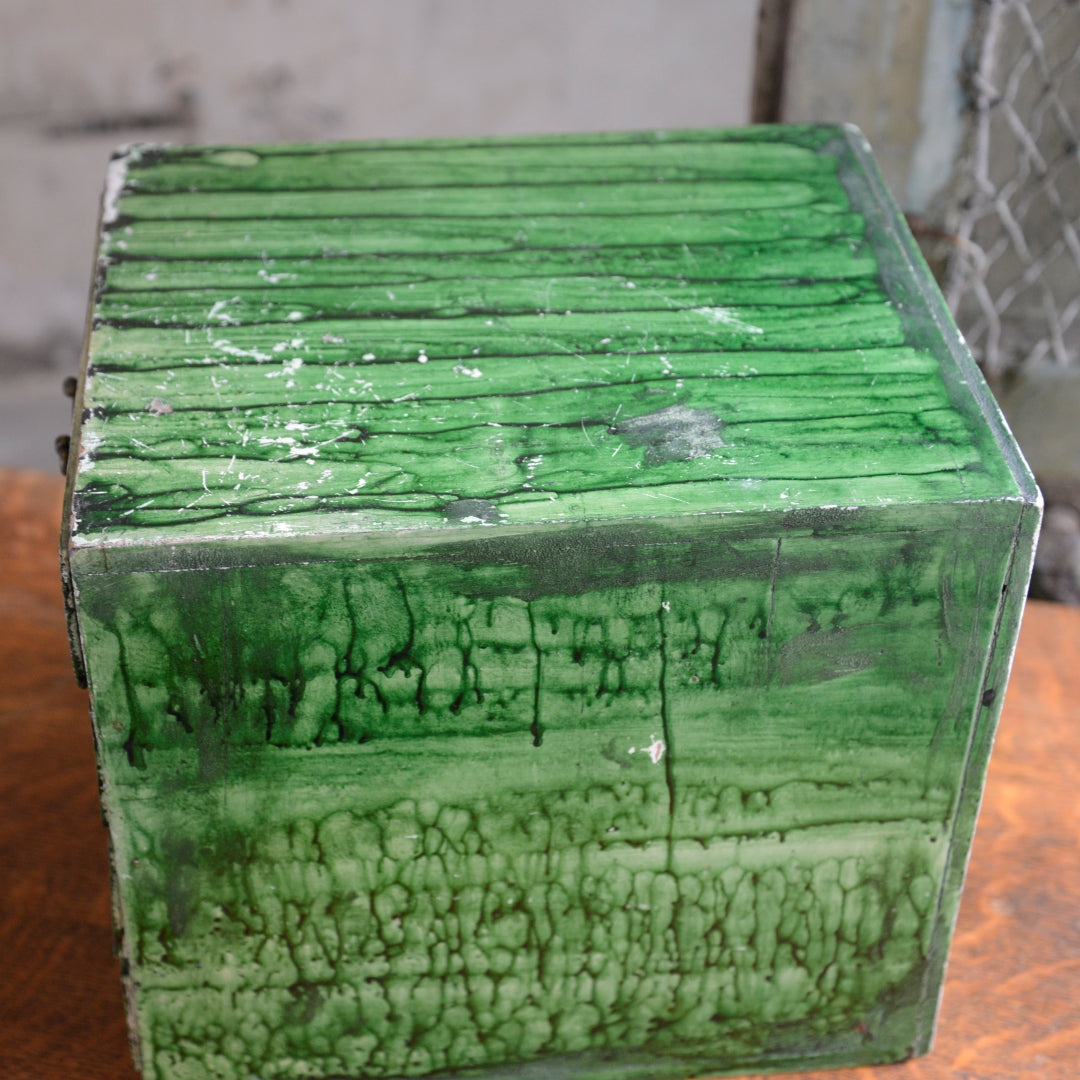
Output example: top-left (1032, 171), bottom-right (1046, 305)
top-left (208, 299), bottom-right (240, 325)
top-left (626, 736), bottom-right (666, 763)
top-left (77, 430), bottom-right (104, 473)
top-left (693, 306), bottom-right (764, 335)
top-left (101, 153), bottom-right (130, 224)
top-left (258, 268), bottom-right (298, 284)
top-left (215, 340), bottom-right (272, 362)
top-left (265, 357), bottom-right (304, 380)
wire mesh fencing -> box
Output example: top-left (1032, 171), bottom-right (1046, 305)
top-left (945, 0), bottom-right (1080, 378)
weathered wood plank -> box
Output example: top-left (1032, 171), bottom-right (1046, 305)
top-left (84, 346), bottom-right (941, 411)
top-left (87, 302), bottom-right (906, 369)
top-left (102, 207), bottom-right (866, 259)
top-left (101, 239), bottom-right (882, 293)
top-left (117, 177), bottom-right (846, 223)
top-left (122, 128), bottom-right (841, 194)
top-left (96, 278), bottom-right (882, 327)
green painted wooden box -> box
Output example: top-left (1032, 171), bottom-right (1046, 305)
top-left (61, 125), bottom-right (1039, 1080)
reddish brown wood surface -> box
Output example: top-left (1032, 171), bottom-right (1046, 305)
top-left (2, 467), bottom-right (1077, 1080)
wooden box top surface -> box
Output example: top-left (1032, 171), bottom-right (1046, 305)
top-left (65, 125), bottom-right (1035, 556)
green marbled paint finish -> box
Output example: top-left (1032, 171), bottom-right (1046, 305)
top-left (63, 126), bottom-right (1040, 1080)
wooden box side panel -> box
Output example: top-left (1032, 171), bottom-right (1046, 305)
top-left (911, 495), bottom-right (1042, 1054)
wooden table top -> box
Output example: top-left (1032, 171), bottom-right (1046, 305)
top-left (2, 466), bottom-right (1077, 1080)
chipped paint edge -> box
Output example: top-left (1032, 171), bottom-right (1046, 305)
top-left (61, 142), bottom-right (165, 683)
top-left (100, 142), bottom-right (162, 223)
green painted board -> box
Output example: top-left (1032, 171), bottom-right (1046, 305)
top-left (62, 125), bottom-right (1040, 1080)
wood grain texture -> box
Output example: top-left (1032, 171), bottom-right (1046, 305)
top-left (3, 468), bottom-right (1076, 1078)
top-left (68, 126), bottom-right (1024, 548)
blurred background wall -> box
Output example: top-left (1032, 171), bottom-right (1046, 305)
top-left (0, 0), bottom-right (759, 471)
